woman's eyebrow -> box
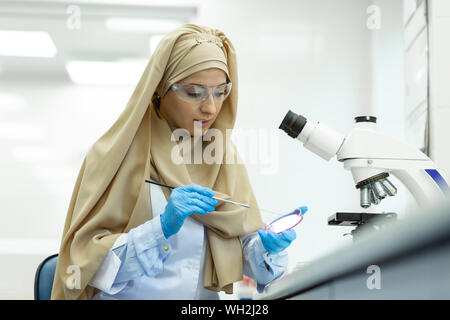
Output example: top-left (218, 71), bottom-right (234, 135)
top-left (186, 82), bottom-right (227, 86)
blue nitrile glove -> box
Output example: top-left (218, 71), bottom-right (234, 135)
top-left (160, 184), bottom-right (218, 239)
top-left (257, 229), bottom-right (297, 255)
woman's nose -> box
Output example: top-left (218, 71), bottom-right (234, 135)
top-left (200, 93), bottom-right (217, 114)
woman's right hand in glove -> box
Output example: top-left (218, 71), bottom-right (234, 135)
top-left (160, 184), bottom-right (218, 239)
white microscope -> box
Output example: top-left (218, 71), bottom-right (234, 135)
top-left (279, 110), bottom-right (450, 238)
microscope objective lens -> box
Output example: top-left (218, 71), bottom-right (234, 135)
top-left (360, 186), bottom-right (371, 208)
top-left (370, 187), bottom-right (381, 205)
top-left (381, 179), bottom-right (397, 196)
top-left (373, 181), bottom-right (387, 199)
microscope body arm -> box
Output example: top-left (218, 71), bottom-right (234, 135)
top-left (337, 122), bottom-right (449, 208)
top-left (342, 158), bottom-right (447, 208)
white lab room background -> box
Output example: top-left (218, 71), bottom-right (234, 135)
top-left (1, 0), bottom-right (449, 300)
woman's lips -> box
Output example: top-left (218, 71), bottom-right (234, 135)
top-left (194, 119), bottom-right (211, 128)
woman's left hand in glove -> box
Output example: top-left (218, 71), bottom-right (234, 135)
top-left (257, 229), bottom-right (296, 255)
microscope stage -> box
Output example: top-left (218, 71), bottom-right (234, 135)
top-left (328, 212), bottom-right (397, 226)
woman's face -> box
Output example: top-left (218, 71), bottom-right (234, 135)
top-left (159, 68), bottom-right (227, 136)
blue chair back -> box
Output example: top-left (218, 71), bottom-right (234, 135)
top-left (34, 254), bottom-right (58, 300)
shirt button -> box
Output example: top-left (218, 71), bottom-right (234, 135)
top-left (163, 246), bottom-right (169, 251)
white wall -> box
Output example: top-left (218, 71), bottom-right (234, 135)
top-left (429, 0), bottom-right (450, 178)
top-left (368, 0), bottom-right (409, 216)
top-left (0, 0), bottom-right (407, 299)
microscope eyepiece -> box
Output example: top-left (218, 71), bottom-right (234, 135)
top-left (279, 109), bottom-right (345, 161)
top-left (279, 110), bottom-right (307, 139)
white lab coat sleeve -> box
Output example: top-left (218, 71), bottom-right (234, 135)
top-left (242, 232), bottom-right (288, 293)
top-left (89, 216), bottom-right (171, 295)
top-left (89, 233), bottom-right (129, 295)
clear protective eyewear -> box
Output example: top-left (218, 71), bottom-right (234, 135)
top-left (264, 206), bottom-right (307, 234)
top-left (171, 82), bottom-right (232, 103)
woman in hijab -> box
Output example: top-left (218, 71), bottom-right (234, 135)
top-left (51, 24), bottom-right (297, 300)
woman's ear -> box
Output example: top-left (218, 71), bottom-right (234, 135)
top-left (151, 82), bottom-right (164, 111)
top-left (151, 92), bottom-right (161, 107)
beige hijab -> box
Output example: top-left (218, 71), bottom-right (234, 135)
top-left (51, 24), bottom-right (264, 300)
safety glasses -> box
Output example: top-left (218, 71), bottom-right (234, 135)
top-left (264, 206), bottom-right (308, 234)
top-left (171, 82), bottom-right (232, 103)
